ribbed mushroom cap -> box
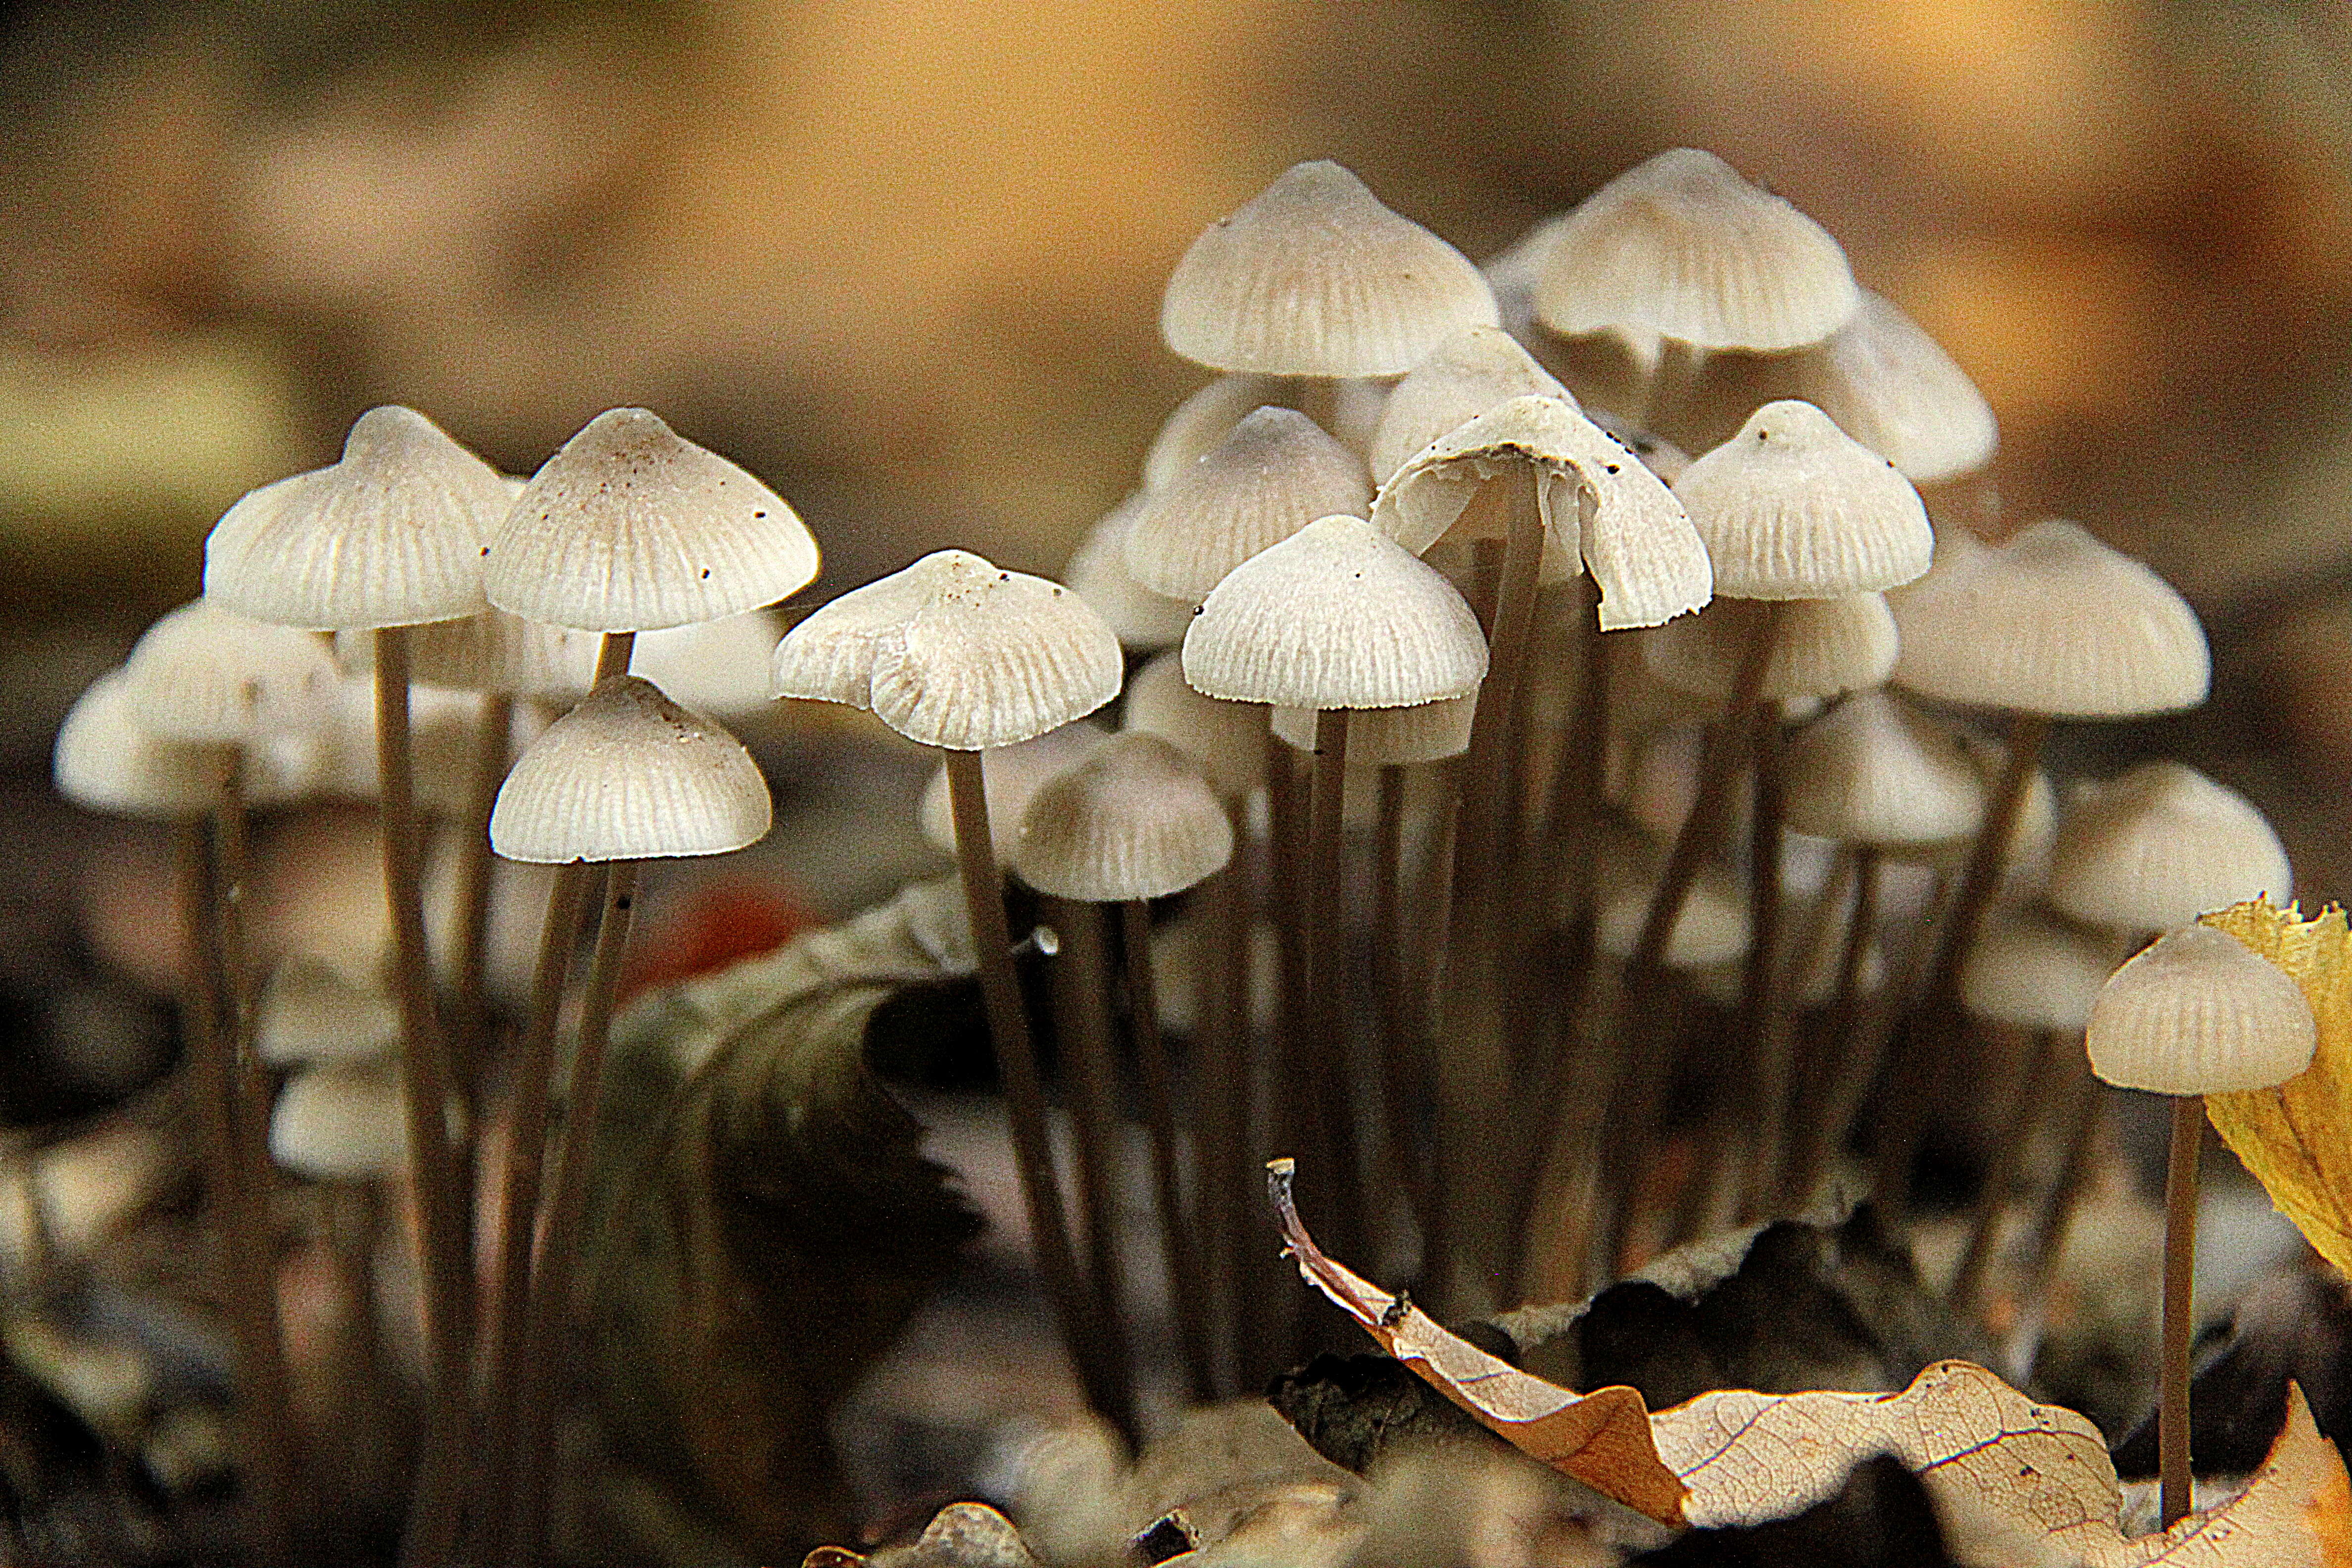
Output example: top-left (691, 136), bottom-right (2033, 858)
top-left (2047, 762), bottom-right (2292, 933)
top-left (1272, 691), bottom-right (1476, 765)
top-left (1532, 148), bottom-right (1860, 353)
top-left (1481, 212), bottom-right (1570, 342)
top-left (489, 676), bottom-right (771, 863)
top-left (270, 1063), bottom-right (407, 1181)
top-left (122, 601), bottom-right (340, 742)
top-left (486, 407), bottom-right (818, 632)
top-left (1797, 292), bottom-right (1998, 485)
top-left (256, 957), bottom-right (401, 1066)
top-left (917, 722), bottom-right (1107, 854)
top-left (1123, 407), bottom-right (1371, 602)
top-left (1370, 325), bottom-right (1572, 483)
top-left (1142, 374), bottom-right (1282, 490)
top-left (54, 670), bottom-right (318, 819)
top-left (1781, 690), bottom-right (1984, 845)
top-left (870, 566), bottom-right (1124, 750)
top-left (1013, 732), bottom-right (1234, 901)
top-left (1182, 515), bottom-right (1487, 708)
top-left (1373, 395), bottom-right (1711, 630)
top-left (1675, 400), bottom-right (1933, 600)
top-left (203, 405), bottom-right (511, 630)
top-left (1889, 520), bottom-right (2209, 718)
top-left (771, 550), bottom-right (992, 709)
top-left (2086, 924), bottom-right (2316, 1094)
top-left (1641, 593), bottom-right (1896, 706)
top-left (339, 608), bottom-right (599, 699)
top-left (1064, 495), bottom-right (1193, 651)
top-left (1161, 160), bottom-right (1500, 379)
top-left (1961, 907), bottom-right (2115, 1033)
top-left (1121, 650), bottom-right (1264, 797)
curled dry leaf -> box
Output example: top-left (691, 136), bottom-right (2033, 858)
top-left (801, 1502), bottom-right (1041, 1568)
top-left (2197, 899), bottom-right (2352, 1280)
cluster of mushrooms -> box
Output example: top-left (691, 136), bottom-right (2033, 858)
top-left (46, 147), bottom-right (2326, 1559)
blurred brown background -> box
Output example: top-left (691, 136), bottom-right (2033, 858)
top-left (7, 0), bottom-right (2352, 882)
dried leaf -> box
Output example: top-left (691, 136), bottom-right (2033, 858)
top-left (2197, 900), bottom-right (2352, 1281)
top-left (1269, 1159), bottom-right (1690, 1527)
top-left (2083, 1386), bottom-right (2351, 1568)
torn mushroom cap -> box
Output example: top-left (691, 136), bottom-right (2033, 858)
top-left (1640, 593), bottom-right (1896, 707)
top-left (869, 564), bottom-right (1124, 751)
top-left (489, 675), bottom-right (771, 863)
top-left (1161, 160), bottom-right (1499, 379)
top-left (1273, 691), bottom-right (1477, 765)
top-left (1532, 147), bottom-right (1859, 354)
top-left (1013, 732), bottom-right (1234, 901)
top-left (256, 956), bottom-right (401, 1066)
top-left (121, 600), bottom-right (340, 741)
top-left (917, 722), bottom-right (1108, 855)
top-left (486, 407), bottom-right (819, 633)
top-left (1064, 495), bottom-right (1193, 652)
top-left (2086, 924), bottom-right (2316, 1094)
top-left (1123, 407), bottom-right (1372, 602)
top-left (1372, 395), bottom-right (1711, 631)
top-left (1796, 291), bottom-right (1997, 485)
top-left (1674, 400), bottom-right (1933, 600)
top-left (1370, 325), bottom-right (1572, 484)
top-left (270, 1063), bottom-right (407, 1182)
top-left (1889, 519), bottom-right (2209, 718)
top-left (1182, 515), bottom-right (1487, 709)
top-left (2047, 762), bottom-right (2292, 934)
top-left (54, 669), bottom-right (318, 819)
top-left (203, 405), bottom-right (510, 630)
top-left (1960, 907), bottom-right (2115, 1034)
top-left (1143, 373), bottom-right (1283, 490)
top-left (771, 549), bottom-right (994, 709)
top-left (1780, 690), bottom-right (1984, 846)
top-left (1121, 649), bottom-right (1266, 797)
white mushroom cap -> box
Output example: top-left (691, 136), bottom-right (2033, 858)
top-left (1063, 495), bottom-right (1194, 652)
top-left (1481, 211), bottom-right (1569, 342)
top-left (1013, 732), bottom-right (1234, 901)
top-left (121, 601), bottom-right (340, 742)
top-left (1161, 161), bottom-right (1500, 379)
top-left (55, 670), bottom-right (319, 819)
top-left (203, 405), bottom-right (511, 630)
top-left (1780, 690), bottom-right (1985, 846)
top-left (1640, 594), bottom-right (1897, 706)
top-left (270, 1063), bottom-right (408, 1181)
top-left (489, 676), bottom-right (771, 863)
top-left (917, 722), bottom-right (1108, 854)
top-left (771, 550), bottom-right (991, 709)
top-left (1142, 374), bottom-right (1282, 490)
top-left (1796, 292), bottom-right (1998, 485)
top-left (2086, 924), bottom-right (2316, 1094)
top-left (1121, 649), bottom-right (1265, 797)
top-left (1674, 400), bottom-right (1934, 600)
top-left (869, 565), bottom-right (1124, 750)
top-left (485, 407), bottom-right (818, 632)
top-left (1961, 907), bottom-right (2116, 1033)
top-left (255, 956), bottom-right (402, 1065)
top-left (1532, 147), bottom-right (1860, 354)
top-left (2047, 762), bottom-right (2292, 933)
top-left (1123, 407), bottom-right (1371, 602)
top-left (1889, 520), bottom-right (2209, 718)
top-left (1272, 691), bottom-right (1476, 765)
top-left (1182, 515), bottom-right (1487, 709)
top-left (1370, 325), bottom-right (1572, 483)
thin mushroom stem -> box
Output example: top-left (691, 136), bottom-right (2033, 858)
top-left (942, 749), bottom-right (1134, 1444)
top-left (1789, 844), bottom-right (1880, 1202)
top-left (1302, 707), bottom-right (1363, 1261)
top-left (1200, 803), bottom-right (1249, 1397)
top-left (1734, 687), bottom-right (1789, 1218)
top-left (2006, 1070), bottom-right (2107, 1379)
top-left (2161, 1093), bottom-right (2202, 1529)
top-left (450, 690), bottom-right (516, 1081)
top-left (1372, 764), bottom-right (1431, 1235)
top-left (1046, 899), bottom-right (1138, 1414)
top-left (593, 631), bottom-right (637, 686)
top-left (1120, 897), bottom-right (1215, 1402)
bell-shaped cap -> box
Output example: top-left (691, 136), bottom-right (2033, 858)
top-left (1961, 907), bottom-right (2115, 1033)
top-left (342, 607), bottom-right (600, 699)
top-left (771, 550), bottom-right (992, 709)
top-left (1123, 407), bottom-right (1371, 602)
top-left (1369, 325), bottom-right (1572, 483)
top-left (2047, 762), bottom-right (2292, 933)
top-left (1373, 395), bottom-right (1711, 630)
top-left (1161, 161), bottom-right (1499, 378)
top-left (490, 676), bottom-right (771, 863)
top-left (1796, 292), bottom-right (1997, 485)
top-left (1064, 495), bottom-right (1193, 651)
top-left (1532, 147), bottom-right (1859, 353)
top-left (122, 601), bottom-right (341, 742)
top-left (1121, 650), bottom-right (1265, 797)
top-left (1675, 400), bottom-right (1933, 600)
top-left (1273, 691), bottom-right (1476, 765)
top-left (1013, 732), bottom-right (1234, 901)
top-left (486, 408), bottom-right (818, 632)
top-left (1889, 520), bottom-right (2209, 718)
top-left (2086, 924), bottom-right (2316, 1094)
top-left (1143, 374), bottom-right (1282, 490)
top-left (204, 406), bottom-right (511, 630)
top-left (1641, 593), bottom-right (1896, 707)
top-left (917, 722), bottom-right (1107, 854)
top-left (1183, 515), bottom-right (1487, 709)
top-left (1781, 690), bottom-right (1984, 846)
top-left (271, 1063), bottom-right (408, 1181)
top-left (256, 957), bottom-right (401, 1066)
top-left (870, 565), bottom-right (1124, 750)
top-left (54, 670), bottom-right (318, 819)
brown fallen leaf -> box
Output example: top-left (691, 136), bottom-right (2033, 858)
top-left (1269, 1159), bottom-right (1690, 1527)
top-left (2086, 1386), bottom-right (2351, 1568)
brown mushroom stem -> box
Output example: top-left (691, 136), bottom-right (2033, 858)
top-left (942, 749), bottom-right (1134, 1444)
top-left (1733, 690), bottom-right (1789, 1217)
top-left (1120, 897), bottom-right (1215, 1402)
top-left (449, 690), bottom-right (516, 1083)
top-left (2160, 1093), bottom-right (2202, 1529)
top-left (1045, 900), bottom-right (1138, 1411)
top-left (1199, 805), bottom-right (1249, 1396)
top-left (2008, 1070), bottom-right (2107, 1375)
top-left (592, 631), bottom-right (637, 685)
top-left (1372, 764), bottom-right (1431, 1235)
top-left (1788, 845), bottom-right (1880, 1202)
top-left (1300, 707), bottom-right (1363, 1261)
top-left (1949, 1029), bottom-right (2059, 1318)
